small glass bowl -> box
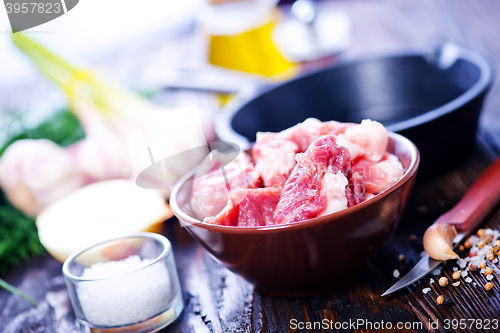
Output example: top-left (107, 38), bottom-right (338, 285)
top-left (62, 233), bottom-right (183, 333)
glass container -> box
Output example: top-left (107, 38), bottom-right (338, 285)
top-left (62, 233), bottom-right (183, 333)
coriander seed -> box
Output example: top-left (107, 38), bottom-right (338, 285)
top-left (452, 271), bottom-right (461, 280)
top-left (439, 277), bottom-right (448, 287)
top-left (436, 295), bottom-right (444, 305)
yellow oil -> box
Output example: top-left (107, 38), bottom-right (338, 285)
top-left (208, 11), bottom-right (297, 79)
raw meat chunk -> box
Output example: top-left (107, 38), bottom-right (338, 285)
top-left (191, 151), bottom-right (255, 219)
top-left (280, 118), bottom-right (353, 151)
top-left (204, 196), bottom-right (239, 226)
top-left (274, 135), bottom-right (352, 224)
top-left (233, 188), bottom-right (281, 226)
top-left (336, 119), bottom-right (388, 161)
top-left (352, 154), bottom-right (403, 194)
top-left (317, 171), bottom-right (348, 217)
top-left (204, 188), bottom-right (281, 227)
top-left (346, 172), bottom-right (365, 207)
top-left (253, 135), bottom-right (298, 188)
top-left (255, 118), bottom-right (353, 153)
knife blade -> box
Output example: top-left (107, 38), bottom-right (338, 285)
top-left (382, 232), bottom-right (467, 296)
top-left (382, 156), bottom-right (500, 296)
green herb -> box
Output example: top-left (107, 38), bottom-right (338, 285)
top-left (0, 277), bottom-right (37, 306)
top-left (0, 195), bottom-right (45, 276)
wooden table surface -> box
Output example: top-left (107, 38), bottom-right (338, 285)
top-left (2, 0), bottom-right (500, 332)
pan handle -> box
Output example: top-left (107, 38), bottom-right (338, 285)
top-left (435, 156), bottom-right (500, 231)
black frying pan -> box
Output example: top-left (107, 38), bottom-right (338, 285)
top-left (215, 44), bottom-right (494, 178)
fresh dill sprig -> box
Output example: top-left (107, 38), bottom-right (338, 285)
top-left (0, 195), bottom-right (46, 276)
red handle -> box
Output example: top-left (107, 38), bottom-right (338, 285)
top-left (435, 156), bottom-right (500, 231)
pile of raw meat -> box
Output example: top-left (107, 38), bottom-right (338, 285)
top-left (191, 118), bottom-right (404, 227)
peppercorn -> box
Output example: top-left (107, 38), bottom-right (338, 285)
top-left (443, 298), bottom-right (454, 307)
top-left (439, 277), bottom-right (448, 287)
top-left (436, 295), bottom-right (444, 305)
top-left (452, 271), bottom-right (461, 280)
top-left (470, 264), bottom-right (478, 272)
top-left (485, 282), bottom-right (494, 291)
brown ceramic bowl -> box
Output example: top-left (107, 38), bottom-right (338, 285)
top-left (170, 132), bottom-right (419, 297)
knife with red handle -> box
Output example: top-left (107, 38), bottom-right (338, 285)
top-left (382, 156), bottom-right (500, 296)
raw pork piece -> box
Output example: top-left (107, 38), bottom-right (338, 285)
top-left (279, 118), bottom-right (354, 151)
top-left (352, 154), bottom-right (403, 194)
top-left (336, 119), bottom-right (388, 161)
top-left (204, 188), bottom-right (281, 227)
top-left (346, 172), bottom-right (365, 207)
top-left (274, 135), bottom-right (352, 224)
top-left (252, 135), bottom-right (298, 188)
top-left (204, 196), bottom-right (239, 226)
top-left (317, 171), bottom-right (348, 217)
top-left (191, 151), bottom-right (260, 219)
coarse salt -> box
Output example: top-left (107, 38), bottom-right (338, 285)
top-left (432, 267), bottom-right (443, 276)
top-left (430, 278), bottom-right (435, 284)
top-left (458, 259), bottom-right (467, 269)
top-left (393, 269), bottom-right (400, 278)
top-left (487, 275), bottom-right (494, 281)
top-left (465, 277), bottom-right (472, 283)
top-left (78, 255), bottom-right (171, 327)
top-left (422, 288), bottom-right (431, 294)
top-left (453, 267), bottom-right (458, 272)
top-left (461, 271), bottom-right (468, 278)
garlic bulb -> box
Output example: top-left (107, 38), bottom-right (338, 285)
top-left (0, 139), bottom-right (83, 216)
top-left (71, 131), bottom-right (132, 183)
